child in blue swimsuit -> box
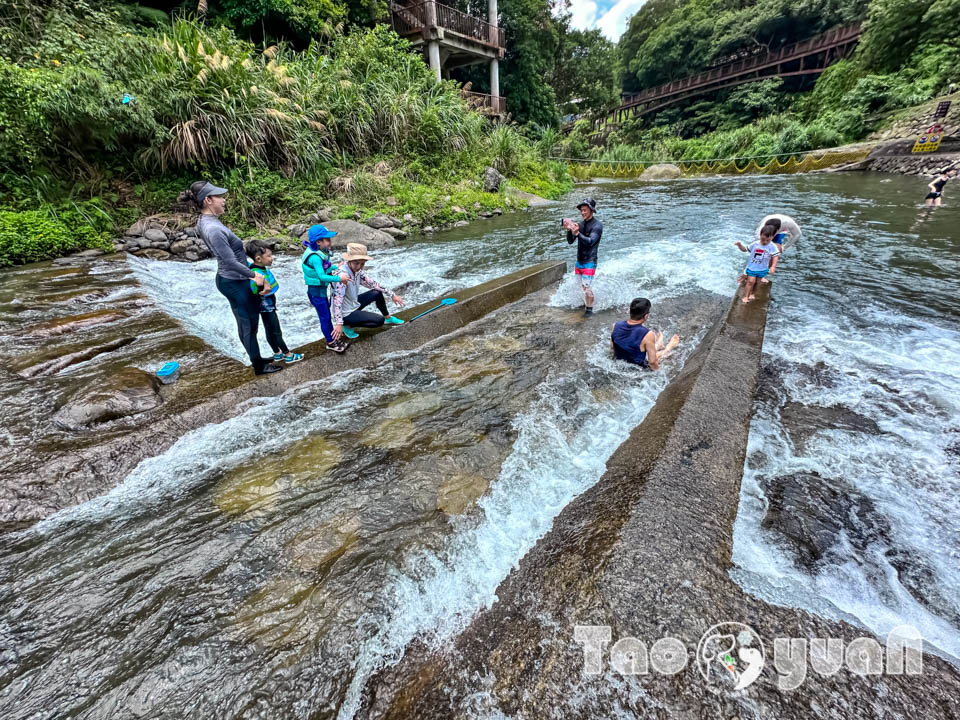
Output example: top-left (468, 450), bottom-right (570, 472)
top-left (245, 240), bottom-right (303, 364)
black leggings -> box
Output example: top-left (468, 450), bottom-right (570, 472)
top-left (215, 275), bottom-right (265, 372)
top-left (343, 290), bottom-right (388, 328)
top-left (260, 310), bottom-right (289, 355)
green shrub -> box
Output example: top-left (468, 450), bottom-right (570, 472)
top-left (0, 207), bottom-right (112, 266)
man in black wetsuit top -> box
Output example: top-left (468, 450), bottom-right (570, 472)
top-left (562, 197), bottom-right (603, 317)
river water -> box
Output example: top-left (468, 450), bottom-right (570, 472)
top-left (1, 172), bottom-right (958, 718)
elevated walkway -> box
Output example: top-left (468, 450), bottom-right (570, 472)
top-left (602, 22), bottom-right (862, 127)
top-left (390, 0), bottom-right (506, 115)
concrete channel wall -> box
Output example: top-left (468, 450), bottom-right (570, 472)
top-left (4, 261), bottom-right (566, 531)
top-left (356, 284), bottom-right (960, 720)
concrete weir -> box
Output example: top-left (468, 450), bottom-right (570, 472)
top-left (356, 284), bottom-right (960, 719)
top-left (3, 261), bottom-right (565, 531)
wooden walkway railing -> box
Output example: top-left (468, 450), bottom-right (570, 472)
top-left (390, 2), bottom-right (505, 51)
top-left (603, 21), bottom-right (863, 126)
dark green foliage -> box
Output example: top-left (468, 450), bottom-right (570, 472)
top-left (0, 205), bottom-right (113, 267)
top-left (552, 27), bottom-right (619, 117)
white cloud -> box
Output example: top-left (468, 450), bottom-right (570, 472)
top-left (566, 0), bottom-right (600, 30)
top-left (596, 0), bottom-right (648, 41)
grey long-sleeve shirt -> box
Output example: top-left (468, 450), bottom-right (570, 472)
top-left (197, 214), bottom-right (254, 280)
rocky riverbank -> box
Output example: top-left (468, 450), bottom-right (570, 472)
top-left (69, 166), bottom-right (552, 265)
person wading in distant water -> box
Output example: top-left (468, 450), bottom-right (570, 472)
top-left (563, 197), bottom-right (603, 317)
top-left (188, 180), bottom-right (282, 376)
top-left (925, 168), bottom-right (955, 206)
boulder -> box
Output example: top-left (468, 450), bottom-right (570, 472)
top-left (134, 248), bottom-right (172, 261)
top-left (450, 206), bottom-right (467, 215)
top-left (149, 240), bottom-right (171, 250)
top-left (640, 163), bottom-right (683, 180)
top-left (143, 228), bottom-right (168, 243)
top-left (169, 239), bottom-right (192, 254)
top-left (307, 208), bottom-right (332, 224)
top-left (184, 250), bottom-right (200, 262)
top-left (112, 242), bottom-right (126, 253)
top-left (453, 220), bottom-right (469, 228)
top-left (492, 208), bottom-right (503, 215)
top-left (125, 220), bottom-right (147, 237)
top-left (483, 166), bottom-right (505, 192)
top-left (53, 366), bottom-right (162, 430)
top-left (382, 227), bottom-right (408, 240)
top-left (184, 225), bottom-right (198, 237)
top-left (402, 213), bottom-right (416, 224)
top-left (286, 223), bottom-right (307, 238)
top-left (385, 196), bottom-right (399, 207)
top-left (387, 215), bottom-right (403, 228)
top-left (365, 213), bottom-right (395, 230)
top-left (479, 211), bottom-right (493, 218)
top-left (314, 219), bottom-right (396, 250)
top-left (73, 248), bottom-right (105, 258)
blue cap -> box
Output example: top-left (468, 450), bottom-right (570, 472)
top-left (308, 224), bottom-right (337, 242)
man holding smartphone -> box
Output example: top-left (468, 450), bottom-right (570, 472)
top-left (562, 198), bottom-right (603, 317)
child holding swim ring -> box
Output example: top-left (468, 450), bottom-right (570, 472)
top-left (302, 224), bottom-right (350, 354)
top-left (734, 224), bottom-right (780, 303)
top-left (245, 240), bottom-right (304, 364)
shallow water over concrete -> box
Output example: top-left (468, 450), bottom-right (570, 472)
top-left (1, 172), bottom-right (959, 717)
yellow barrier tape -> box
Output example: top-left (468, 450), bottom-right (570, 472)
top-left (569, 147), bottom-right (872, 179)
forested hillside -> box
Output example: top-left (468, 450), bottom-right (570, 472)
top-left (561, 0), bottom-right (960, 165)
top-left (0, 0), bottom-right (615, 265)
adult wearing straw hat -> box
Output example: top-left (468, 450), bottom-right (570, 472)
top-left (330, 243), bottom-right (405, 342)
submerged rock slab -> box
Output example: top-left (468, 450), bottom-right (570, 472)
top-left (355, 284), bottom-right (960, 719)
top-left (3, 262), bottom-right (567, 532)
top-left (53, 366), bottom-right (161, 430)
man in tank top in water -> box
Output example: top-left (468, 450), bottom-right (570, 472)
top-left (610, 297), bottom-right (680, 371)
top-left (925, 168), bottom-right (956, 206)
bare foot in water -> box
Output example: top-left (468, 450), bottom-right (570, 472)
top-left (759, 277), bottom-right (770, 284)
top-left (748, 293), bottom-right (756, 301)
top-left (665, 334), bottom-right (680, 351)
top-left (742, 295), bottom-right (752, 304)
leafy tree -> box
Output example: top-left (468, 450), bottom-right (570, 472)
top-left (455, 0), bottom-right (562, 126)
top-left (551, 26), bottom-right (619, 116)
top-left (857, 0), bottom-right (933, 71)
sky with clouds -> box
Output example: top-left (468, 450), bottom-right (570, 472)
top-left (566, 0), bottom-right (648, 41)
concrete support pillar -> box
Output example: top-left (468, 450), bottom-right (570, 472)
top-left (488, 0), bottom-right (498, 25)
top-left (490, 58), bottom-right (500, 111)
top-left (428, 41), bottom-right (441, 82)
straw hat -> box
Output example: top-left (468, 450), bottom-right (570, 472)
top-left (341, 242), bottom-right (373, 262)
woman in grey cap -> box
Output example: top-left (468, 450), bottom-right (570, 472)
top-left (187, 180), bottom-right (282, 375)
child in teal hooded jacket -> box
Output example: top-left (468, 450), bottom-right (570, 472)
top-left (303, 224), bottom-right (350, 353)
